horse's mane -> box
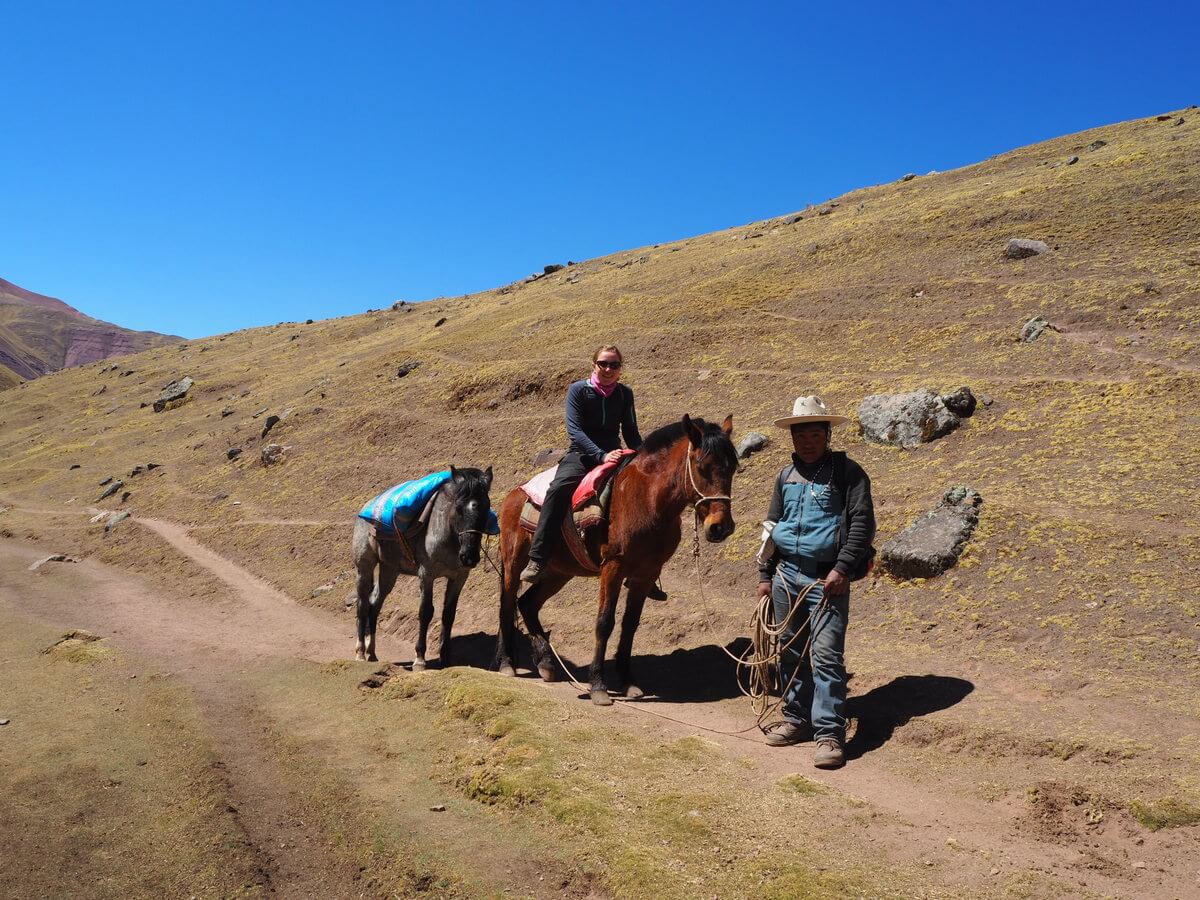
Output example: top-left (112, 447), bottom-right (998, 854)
top-left (449, 467), bottom-right (491, 503)
top-left (639, 418), bottom-right (738, 469)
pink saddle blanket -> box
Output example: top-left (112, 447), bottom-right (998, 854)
top-left (520, 450), bottom-right (635, 508)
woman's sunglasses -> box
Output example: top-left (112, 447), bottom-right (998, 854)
top-left (594, 360), bottom-right (622, 370)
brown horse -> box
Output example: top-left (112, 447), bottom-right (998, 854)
top-left (496, 415), bottom-right (738, 705)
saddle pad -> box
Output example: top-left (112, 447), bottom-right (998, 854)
top-left (573, 449), bottom-right (635, 507)
top-left (358, 470), bottom-right (451, 535)
top-left (518, 450), bottom-right (635, 509)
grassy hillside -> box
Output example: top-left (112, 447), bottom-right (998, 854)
top-left (2, 107), bottom-right (1198, 700)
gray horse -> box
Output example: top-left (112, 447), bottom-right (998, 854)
top-left (352, 466), bottom-right (494, 665)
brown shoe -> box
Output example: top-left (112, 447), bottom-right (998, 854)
top-left (519, 561), bottom-right (544, 583)
top-left (764, 721), bottom-right (813, 747)
top-left (813, 736), bottom-right (845, 769)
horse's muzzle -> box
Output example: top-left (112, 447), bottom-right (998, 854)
top-left (704, 516), bottom-right (735, 543)
top-left (460, 551), bottom-right (481, 569)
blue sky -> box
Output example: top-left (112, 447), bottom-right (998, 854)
top-left (2, 1), bottom-right (1196, 338)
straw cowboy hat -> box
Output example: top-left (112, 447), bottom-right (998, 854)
top-left (773, 395), bottom-right (851, 429)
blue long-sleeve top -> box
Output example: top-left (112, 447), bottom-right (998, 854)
top-left (565, 379), bottom-right (642, 467)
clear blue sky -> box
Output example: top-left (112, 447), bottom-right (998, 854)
top-left (2, 1), bottom-right (1196, 338)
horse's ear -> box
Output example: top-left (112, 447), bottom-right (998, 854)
top-left (483, 466), bottom-right (493, 490)
top-left (683, 414), bottom-right (703, 448)
top-left (449, 465), bottom-right (460, 481)
top-left (721, 414), bottom-right (734, 437)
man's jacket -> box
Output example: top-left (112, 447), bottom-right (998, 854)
top-left (757, 451), bottom-right (876, 581)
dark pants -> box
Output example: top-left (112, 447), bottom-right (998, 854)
top-left (529, 452), bottom-right (591, 563)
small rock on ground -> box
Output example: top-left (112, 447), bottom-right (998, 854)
top-left (97, 480), bottom-right (125, 501)
top-left (1021, 316), bottom-right (1055, 343)
top-left (105, 511), bottom-right (131, 533)
top-left (29, 554), bottom-right (78, 571)
top-left (396, 361), bottom-right (421, 378)
top-left (1005, 238), bottom-right (1050, 260)
top-left (736, 431), bottom-right (770, 460)
top-left (532, 448), bottom-right (566, 468)
top-left (152, 376), bottom-right (193, 412)
top-left (261, 444), bottom-right (288, 466)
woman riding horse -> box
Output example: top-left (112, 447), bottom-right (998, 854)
top-left (519, 344), bottom-right (642, 583)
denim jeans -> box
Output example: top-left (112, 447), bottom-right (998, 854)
top-left (771, 560), bottom-right (850, 739)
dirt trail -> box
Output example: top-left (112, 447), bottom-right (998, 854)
top-left (2, 509), bottom-right (1195, 898)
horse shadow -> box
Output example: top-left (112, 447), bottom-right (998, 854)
top-left (623, 639), bottom-right (752, 702)
top-left (845, 674), bottom-right (974, 760)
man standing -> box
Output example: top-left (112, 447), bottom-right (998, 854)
top-left (756, 396), bottom-right (875, 769)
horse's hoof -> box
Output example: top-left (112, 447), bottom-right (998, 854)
top-left (537, 664), bottom-right (557, 683)
top-left (590, 688), bottom-right (614, 707)
top-left (367, 653), bottom-right (379, 663)
top-left (622, 683), bottom-right (645, 700)
top-left (355, 650), bottom-right (366, 662)
top-left (498, 663), bottom-right (516, 678)
top-left (411, 658), bottom-right (426, 672)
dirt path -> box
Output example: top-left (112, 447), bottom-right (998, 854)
top-left (2, 510), bottom-right (1195, 898)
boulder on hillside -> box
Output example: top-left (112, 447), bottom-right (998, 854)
top-left (97, 480), bottom-right (125, 501)
top-left (881, 487), bottom-right (983, 579)
top-left (261, 415), bottom-right (281, 438)
top-left (858, 389), bottom-right (963, 448)
top-left (940, 387), bottom-right (977, 419)
top-left (1086, 140), bottom-right (1107, 152)
top-left (543, 264), bottom-right (565, 275)
top-left (736, 431), bottom-right (770, 460)
top-left (1021, 316), bottom-right (1055, 343)
top-left (901, 173), bottom-right (916, 182)
top-left (532, 448), bottom-right (566, 468)
top-left (396, 361), bottom-right (421, 378)
top-left (261, 444), bottom-right (288, 466)
top-left (104, 511), bottom-right (131, 533)
top-left (1005, 238), bottom-right (1050, 260)
top-left (153, 377), bottom-right (193, 412)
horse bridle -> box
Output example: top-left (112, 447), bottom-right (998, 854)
top-left (686, 449), bottom-right (732, 515)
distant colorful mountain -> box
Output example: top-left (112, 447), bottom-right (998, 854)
top-left (0, 276), bottom-right (181, 388)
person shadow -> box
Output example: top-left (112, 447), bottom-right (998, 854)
top-left (845, 674), bottom-right (975, 760)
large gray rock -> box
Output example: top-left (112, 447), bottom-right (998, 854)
top-left (858, 389), bottom-right (962, 448)
top-left (1005, 238), bottom-right (1050, 260)
top-left (152, 377), bottom-right (194, 412)
top-left (735, 431), bottom-right (770, 460)
top-left (881, 488), bottom-right (983, 579)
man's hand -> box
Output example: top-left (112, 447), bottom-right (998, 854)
top-left (824, 569), bottom-right (849, 596)
top-left (757, 580), bottom-right (772, 600)
top-left (604, 450), bottom-right (624, 464)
